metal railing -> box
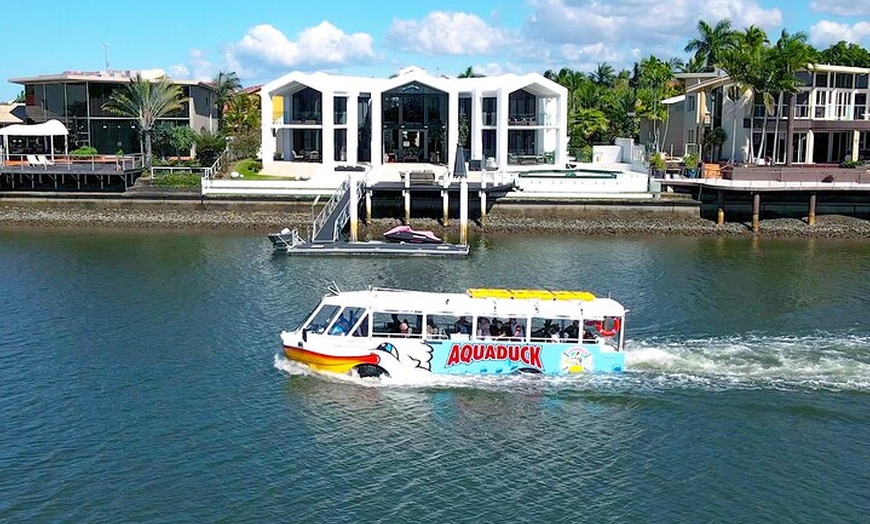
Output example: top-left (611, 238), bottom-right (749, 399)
top-left (0, 153), bottom-right (144, 171)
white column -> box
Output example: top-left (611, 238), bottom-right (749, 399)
top-left (556, 94), bottom-right (568, 165)
top-left (471, 90), bottom-right (482, 161)
top-left (806, 130), bottom-right (815, 164)
top-left (448, 89), bottom-right (459, 174)
top-left (349, 172), bottom-right (358, 242)
top-left (459, 177), bottom-right (468, 245)
top-left (346, 93), bottom-right (358, 163)
top-left (322, 93), bottom-right (334, 165)
top-left (497, 88), bottom-right (510, 169)
top-left (260, 92), bottom-right (276, 166)
top-left (371, 94), bottom-right (382, 168)
top-left (852, 130), bottom-right (860, 161)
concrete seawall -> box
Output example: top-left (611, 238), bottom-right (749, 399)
top-left (1, 194), bottom-right (869, 238)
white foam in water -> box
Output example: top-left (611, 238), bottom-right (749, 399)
top-left (625, 333), bottom-right (870, 391)
top-left (273, 333), bottom-right (870, 393)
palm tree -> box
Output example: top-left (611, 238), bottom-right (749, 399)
top-left (719, 26), bottom-right (768, 161)
top-left (458, 66), bottom-right (474, 78)
top-left (213, 71), bottom-right (241, 131)
top-left (770, 30), bottom-right (814, 165)
top-left (102, 74), bottom-right (184, 171)
top-left (590, 63), bottom-right (616, 87)
top-left (684, 19), bottom-right (736, 71)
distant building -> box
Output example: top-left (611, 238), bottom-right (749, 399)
top-left (259, 66), bottom-right (568, 174)
top-left (0, 103), bottom-right (26, 128)
top-left (8, 69), bottom-right (218, 154)
top-left (657, 64), bottom-right (870, 164)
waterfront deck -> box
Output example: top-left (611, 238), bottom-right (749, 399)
top-left (0, 159), bottom-right (146, 192)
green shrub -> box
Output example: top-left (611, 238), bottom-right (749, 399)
top-left (841, 159), bottom-right (864, 168)
top-left (71, 146), bottom-right (98, 156)
top-left (153, 172), bottom-right (201, 188)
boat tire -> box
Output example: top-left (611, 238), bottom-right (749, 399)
top-left (353, 364), bottom-right (390, 379)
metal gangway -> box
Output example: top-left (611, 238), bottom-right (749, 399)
top-left (309, 177), bottom-right (366, 243)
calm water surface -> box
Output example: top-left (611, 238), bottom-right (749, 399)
top-left (0, 229), bottom-right (868, 523)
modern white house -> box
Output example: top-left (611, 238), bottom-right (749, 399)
top-left (658, 64), bottom-right (870, 165)
top-left (259, 66), bottom-right (569, 179)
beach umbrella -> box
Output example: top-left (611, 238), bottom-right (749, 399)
top-left (452, 144), bottom-right (467, 178)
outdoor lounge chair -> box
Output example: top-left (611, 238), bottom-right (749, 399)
top-left (26, 154), bottom-right (45, 168)
top-left (36, 155), bottom-right (55, 166)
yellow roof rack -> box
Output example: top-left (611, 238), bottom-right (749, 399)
top-left (467, 288), bottom-right (596, 301)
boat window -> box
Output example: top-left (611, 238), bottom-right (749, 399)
top-left (351, 312), bottom-right (370, 338)
top-left (327, 306), bottom-right (367, 336)
top-left (478, 317), bottom-right (528, 341)
top-left (530, 317), bottom-right (567, 342)
top-left (304, 305), bottom-right (340, 334)
top-left (371, 311), bottom-right (423, 338)
top-left (425, 314), bottom-right (467, 339)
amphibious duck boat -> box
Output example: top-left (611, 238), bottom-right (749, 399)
top-left (280, 287), bottom-right (626, 379)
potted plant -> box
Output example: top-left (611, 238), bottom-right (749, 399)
top-left (649, 153), bottom-right (666, 177)
top-left (683, 152), bottom-right (700, 178)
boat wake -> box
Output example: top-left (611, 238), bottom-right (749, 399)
top-left (274, 333), bottom-right (870, 393)
top-left (625, 333), bottom-right (870, 392)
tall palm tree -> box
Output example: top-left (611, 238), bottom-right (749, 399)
top-left (590, 63), bottom-right (616, 87)
top-left (719, 26), bottom-right (768, 161)
top-left (213, 71), bottom-right (241, 131)
top-left (102, 74), bottom-right (184, 170)
top-left (685, 19), bottom-right (736, 71)
top-left (770, 30), bottom-right (814, 164)
top-left (458, 66), bottom-right (477, 78)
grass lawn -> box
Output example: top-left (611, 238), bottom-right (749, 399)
top-left (228, 159), bottom-right (301, 180)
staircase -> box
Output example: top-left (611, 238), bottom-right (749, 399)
top-left (309, 177), bottom-right (365, 243)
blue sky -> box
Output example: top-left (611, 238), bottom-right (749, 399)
top-left (3, 0), bottom-right (870, 101)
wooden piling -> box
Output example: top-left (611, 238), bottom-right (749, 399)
top-left (808, 193), bottom-right (817, 226)
top-left (752, 192), bottom-right (760, 232)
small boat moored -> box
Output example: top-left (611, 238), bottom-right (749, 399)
top-left (383, 225), bottom-right (443, 244)
top-left (280, 287), bottom-right (627, 379)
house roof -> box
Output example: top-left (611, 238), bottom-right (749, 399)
top-left (0, 103), bottom-right (26, 126)
top-left (9, 69), bottom-right (213, 89)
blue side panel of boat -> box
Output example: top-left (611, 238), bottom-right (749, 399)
top-left (424, 340), bottom-right (624, 374)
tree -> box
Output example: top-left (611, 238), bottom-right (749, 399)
top-left (13, 90), bottom-right (25, 104)
top-left (213, 71), bottom-right (241, 131)
top-left (684, 19), bottom-right (736, 71)
top-left (634, 56), bottom-right (678, 153)
top-left (170, 126), bottom-right (196, 159)
top-left (102, 74), bottom-right (184, 170)
top-left (458, 66), bottom-right (477, 78)
top-left (590, 63), bottom-right (616, 87)
top-left (769, 30), bottom-right (814, 164)
top-left (719, 26), bottom-right (769, 161)
top-left (223, 92), bottom-right (261, 135)
top-left (817, 41), bottom-right (870, 67)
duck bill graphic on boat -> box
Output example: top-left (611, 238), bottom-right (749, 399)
top-left (282, 345), bottom-right (381, 374)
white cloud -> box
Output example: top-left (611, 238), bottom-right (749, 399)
top-left (809, 20), bottom-right (870, 46)
top-left (810, 1), bottom-right (870, 17)
top-left (387, 12), bottom-right (514, 55)
top-left (524, 0), bottom-right (783, 67)
top-left (226, 22), bottom-right (376, 76)
top-left (167, 49), bottom-right (214, 82)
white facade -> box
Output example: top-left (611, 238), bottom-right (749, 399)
top-left (259, 67), bottom-right (568, 178)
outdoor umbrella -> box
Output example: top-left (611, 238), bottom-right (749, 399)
top-left (452, 144), bottom-right (467, 178)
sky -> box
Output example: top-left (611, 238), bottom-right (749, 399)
top-left (3, 0), bottom-right (870, 102)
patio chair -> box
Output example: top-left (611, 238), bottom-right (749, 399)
top-left (26, 154), bottom-right (45, 168)
top-left (36, 155), bottom-right (55, 166)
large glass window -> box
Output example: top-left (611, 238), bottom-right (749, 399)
top-left (290, 87), bottom-right (321, 123)
top-left (508, 90), bottom-right (536, 124)
top-left (380, 82), bottom-right (447, 162)
top-left (857, 74), bottom-right (868, 89)
top-left (44, 84), bottom-right (66, 119)
top-left (89, 119), bottom-right (140, 155)
top-left (334, 96), bottom-right (347, 124)
top-left (66, 83), bottom-right (87, 117)
top-left (88, 83), bottom-right (124, 117)
top-left (854, 93), bottom-right (866, 120)
top-left (334, 129), bottom-right (347, 161)
top-left (835, 73), bottom-right (853, 89)
top-left (482, 97), bottom-right (497, 125)
top-left (814, 73), bottom-right (829, 87)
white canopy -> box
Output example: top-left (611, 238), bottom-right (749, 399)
top-left (0, 119), bottom-right (69, 164)
top-left (0, 119), bottom-right (68, 137)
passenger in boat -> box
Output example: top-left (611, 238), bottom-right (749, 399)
top-left (389, 313), bottom-right (402, 333)
top-left (454, 316), bottom-right (472, 334)
top-left (563, 320), bottom-right (580, 341)
top-left (399, 319), bottom-right (411, 336)
top-left (426, 319), bottom-right (438, 337)
top-left (477, 317), bottom-right (490, 338)
top-left (490, 319), bottom-right (503, 338)
top-left (513, 323), bottom-right (525, 340)
top-left (549, 324), bottom-right (561, 342)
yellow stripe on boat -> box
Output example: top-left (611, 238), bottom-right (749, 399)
top-left (467, 288), bottom-right (596, 301)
